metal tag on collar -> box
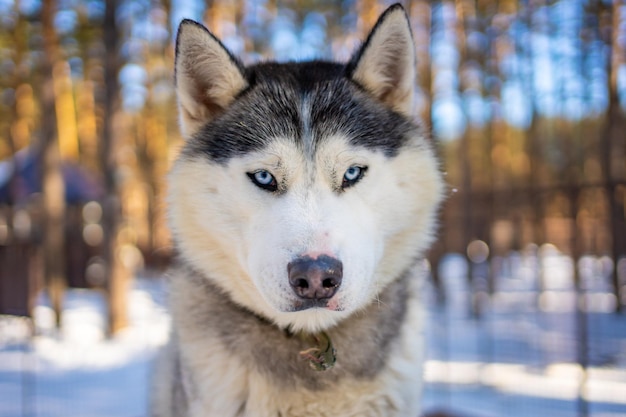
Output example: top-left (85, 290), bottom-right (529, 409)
top-left (298, 331), bottom-right (336, 371)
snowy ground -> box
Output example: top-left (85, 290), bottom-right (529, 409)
top-left (422, 251), bottom-right (626, 417)
top-left (1, 250), bottom-right (625, 417)
top-left (0, 277), bottom-right (169, 417)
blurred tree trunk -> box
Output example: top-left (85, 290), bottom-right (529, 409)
top-left (455, 0), bottom-right (479, 316)
top-left (4, 2), bottom-right (25, 202)
top-left (102, 0), bottom-right (128, 334)
top-left (601, 0), bottom-right (626, 312)
top-left (409, 0), bottom-right (433, 128)
top-left (41, 0), bottom-right (66, 327)
top-left (523, 1), bottom-right (545, 248)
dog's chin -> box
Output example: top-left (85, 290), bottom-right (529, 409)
top-left (270, 307), bottom-right (352, 333)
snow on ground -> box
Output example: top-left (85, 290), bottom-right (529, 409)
top-left (0, 250), bottom-right (625, 417)
top-left (0, 277), bottom-right (169, 417)
top-left (421, 251), bottom-right (626, 417)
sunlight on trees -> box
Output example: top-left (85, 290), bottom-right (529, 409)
top-left (0, 0), bottom-right (624, 327)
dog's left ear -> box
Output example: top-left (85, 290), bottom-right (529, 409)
top-left (347, 4), bottom-right (416, 117)
top-left (175, 19), bottom-right (248, 138)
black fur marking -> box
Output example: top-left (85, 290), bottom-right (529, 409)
top-left (309, 78), bottom-right (414, 156)
top-left (181, 60), bottom-right (416, 163)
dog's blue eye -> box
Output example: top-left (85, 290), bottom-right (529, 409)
top-left (254, 171), bottom-right (273, 185)
top-left (247, 170), bottom-right (278, 192)
top-left (344, 166), bottom-right (361, 181)
top-left (342, 165), bottom-right (367, 189)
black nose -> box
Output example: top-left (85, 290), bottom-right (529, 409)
top-left (287, 255), bottom-right (343, 300)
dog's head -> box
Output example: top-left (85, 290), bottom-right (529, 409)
top-left (169, 4), bottom-right (444, 332)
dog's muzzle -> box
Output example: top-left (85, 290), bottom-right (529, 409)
top-left (287, 255), bottom-right (342, 309)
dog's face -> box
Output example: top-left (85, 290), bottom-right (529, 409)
top-left (169, 5), bottom-right (444, 332)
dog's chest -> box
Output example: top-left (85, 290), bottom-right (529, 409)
top-left (170, 267), bottom-right (424, 416)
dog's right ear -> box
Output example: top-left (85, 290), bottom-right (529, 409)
top-left (175, 20), bottom-right (248, 138)
top-left (346, 4), bottom-right (416, 117)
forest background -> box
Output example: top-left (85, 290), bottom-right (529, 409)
top-left (0, 0), bottom-right (624, 333)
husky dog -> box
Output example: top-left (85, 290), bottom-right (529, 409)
top-left (153, 3), bottom-right (444, 417)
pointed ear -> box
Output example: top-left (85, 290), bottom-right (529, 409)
top-left (175, 19), bottom-right (248, 138)
top-left (347, 4), bottom-right (416, 117)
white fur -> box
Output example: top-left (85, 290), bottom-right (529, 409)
top-left (168, 134), bottom-right (442, 333)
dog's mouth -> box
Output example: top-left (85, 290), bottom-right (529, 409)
top-left (292, 299), bottom-right (343, 312)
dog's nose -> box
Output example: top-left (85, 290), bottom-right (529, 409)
top-left (287, 255), bottom-right (343, 300)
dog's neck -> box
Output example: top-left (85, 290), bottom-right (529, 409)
top-left (171, 261), bottom-right (414, 390)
